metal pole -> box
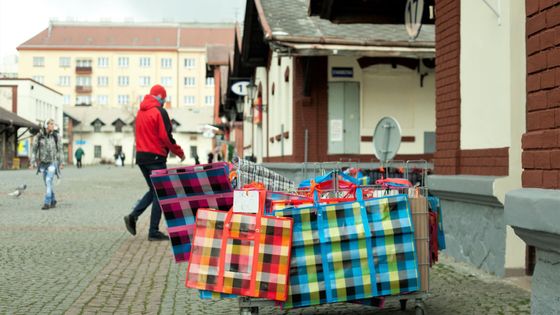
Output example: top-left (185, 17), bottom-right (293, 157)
top-left (304, 128), bottom-right (308, 178)
top-left (280, 124), bottom-right (284, 157)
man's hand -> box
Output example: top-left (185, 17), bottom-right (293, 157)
top-left (60, 164), bottom-right (64, 170)
top-left (180, 155), bottom-right (186, 162)
top-left (29, 162), bottom-right (35, 170)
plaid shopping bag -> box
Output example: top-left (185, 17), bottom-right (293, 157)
top-left (273, 191), bottom-right (377, 308)
top-left (364, 195), bottom-right (419, 296)
top-left (274, 192), bottom-right (418, 308)
top-left (186, 189), bottom-right (293, 301)
top-left (150, 162), bottom-right (234, 263)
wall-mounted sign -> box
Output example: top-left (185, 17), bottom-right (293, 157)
top-left (17, 139), bottom-right (29, 157)
top-left (231, 81), bottom-right (250, 96)
top-left (331, 67), bottom-right (353, 78)
top-left (75, 139), bottom-right (87, 145)
top-left (405, 0), bottom-right (424, 40)
top-left (330, 119), bottom-right (343, 142)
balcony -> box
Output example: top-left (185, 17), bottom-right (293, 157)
top-left (75, 85), bottom-right (92, 94)
top-left (75, 102), bottom-right (92, 107)
top-left (75, 66), bottom-right (92, 74)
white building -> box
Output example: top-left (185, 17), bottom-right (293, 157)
top-left (64, 106), bottom-right (213, 166)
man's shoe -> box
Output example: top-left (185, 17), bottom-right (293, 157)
top-left (41, 204), bottom-right (50, 210)
top-left (50, 200), bottom-right (57, 208)
top-left (148, 231), bottom-right (169, 241)
top-left (124, 215), bottom-right (137, 236)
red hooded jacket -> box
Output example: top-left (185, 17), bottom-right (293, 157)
top-left (135, 95), bottom-right (184, 164)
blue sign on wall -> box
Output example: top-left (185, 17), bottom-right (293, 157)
top-left (75, 140), bottom-right (87, 145)
top-left (332, 67), bottom-right (354, 78)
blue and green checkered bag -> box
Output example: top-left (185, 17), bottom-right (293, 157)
top-left (274, 192), bottom-right (418, 308)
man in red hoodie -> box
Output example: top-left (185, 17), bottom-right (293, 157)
top-left (124, 84), bottom-right (185, 241)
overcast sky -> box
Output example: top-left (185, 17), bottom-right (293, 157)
top-left (0, 0), bottom-right (245, 67)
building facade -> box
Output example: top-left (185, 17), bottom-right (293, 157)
top-left (235, 0), bottom-right (436, 164)
top-left (17, 21), bottom-right (234, 165)
top-left (0, 78), bottom-right (62, 166)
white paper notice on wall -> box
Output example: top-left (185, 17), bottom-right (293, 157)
top-left (330, 119), bottom-right (343, 142)
top-left (233, 190), bottom-right (260, 213)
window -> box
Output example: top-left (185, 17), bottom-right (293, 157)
top-left (117, 57), bottom-right (129, 68)
top-left (76, 59), bottom-right (92, 67)
top-left (32, 76), bottom-right (44, 84)
top-left (204, 95), bottom-right (214, 105)
top-left (206, 77), bottom-right (214, 86)
top-left (184, 77), bottom-right (196, 87)
top-left (97, 57), bottom-right (109, 68)
top-left (58, 76), bottom-right (70, 86)
top-left (161, 58), bottom-right (172, 68)
top-left (183, 95), bottom-right (195, 105)
top-left (117, 95), bottom-right (129, 105)
top-left (184, 58), bottom-right (195, 68)
top-left (139, 76), bottom-right (151, 87)
top-left (118, 76), bottom-right (129, 86)
top-left (97, 95), bottom-right (109, 105)
top-left (76, 76), bottom-right (91, 86)
top-left (63, 95), bottom-right (71, 105)
top-left (139, 57), bottom-right (151, 68)
top-left (94, 145), bottom-right (102, 157)
top-left (59, 57), bottom-right (71, 68)
top-left (97, 76), bottom-right (109, 86)
top-left (161, 76), bottom-right (172, 87)
top-left (114, 120), bottom-right (125, 133)
top-left (77, 95), bottom-right (92, 106)
top-left (33, 57), bottom-right (45, 67)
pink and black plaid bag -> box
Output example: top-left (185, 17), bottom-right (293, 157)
top-left (150, 162), bottom-right (233, 263)
top-left (186, 189), bottom-right (294, 301)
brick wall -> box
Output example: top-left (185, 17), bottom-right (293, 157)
top-left (523, 0), bottom-right (560, 189)
top-left (434, 0), bottom-right (461, 175)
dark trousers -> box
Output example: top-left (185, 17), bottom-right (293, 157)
top-left (129, 162), bottom-right (166, 235)
top-left (76, 159), bottom-right (82, 168)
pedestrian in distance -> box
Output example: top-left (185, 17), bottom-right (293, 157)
top-left (194, 153), bottom-right (200, 165)
top-left (30, 118), bottom-right (64, 210)
top-left (120, 151), bottom-right (126, 166)
top-left (124, 84), bottom-right (185, 241)
top-left (207, 152), bottom-right (214, 164)
top-left (75, 147), bottom-right (85, 168)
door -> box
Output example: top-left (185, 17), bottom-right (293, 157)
top-left (328, 82), bottom-right (360, 154)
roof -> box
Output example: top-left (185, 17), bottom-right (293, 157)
top-left (0, 107), bottom-right (40, 129)
top-left (17, 22), bottom-right (235, 51)
top-left (64, 105), bottom-right (213, 133)
top-left (206, 45), bottom-right (233, 66)
top-left (253, 0), bottom-right (435, 57)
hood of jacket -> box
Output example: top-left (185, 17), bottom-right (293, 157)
top-left (139, 94), bottom-right (162, 111)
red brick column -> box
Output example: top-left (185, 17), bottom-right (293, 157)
top-left (522, 0), bottom-right (560, 189)
top-left (434, 0), bottom-right (461, 175)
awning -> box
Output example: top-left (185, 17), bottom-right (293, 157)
top-left (273, 42), bottom-right (435, 58)
top-left (0, 107), bottom-right (40, 130)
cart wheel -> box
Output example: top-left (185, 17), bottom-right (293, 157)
top-left (239, 307), bottom-right (258, 315)
top-left (399, 299), bottom-right (408, 311)
top-left (415, 305), bottom-right (426, 315)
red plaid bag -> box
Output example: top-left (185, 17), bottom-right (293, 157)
top-left (186, 189), bottom-right (293, 301)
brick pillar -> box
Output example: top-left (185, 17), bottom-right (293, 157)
top-left (434, 0), bottom-right (461, 174)
top-left (522, 1), bottom-right (560, 189)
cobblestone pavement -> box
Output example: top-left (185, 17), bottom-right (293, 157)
top-left (0, 166), bottom-right (531, 315)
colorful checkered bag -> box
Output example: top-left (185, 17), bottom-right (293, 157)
top-left (150, 162), bottom-right (234, 263)
top-left (273, 190), bottom-right (377, 308)
top-left (364, 195), bottom-right (419, 296)
top-left (186, 189), bottom-right (293, 301)
top-left (274, 192), bottom-right (418, 308)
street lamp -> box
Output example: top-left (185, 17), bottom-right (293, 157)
top-left (246, 81), bottom-right (258, 161)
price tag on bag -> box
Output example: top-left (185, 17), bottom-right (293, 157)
top-left (233, 190), bottom-right (260, 213)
